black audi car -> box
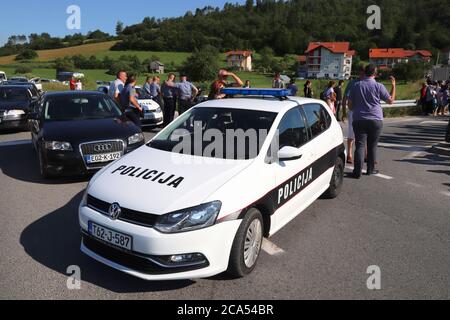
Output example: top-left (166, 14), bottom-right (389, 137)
top-left (0, 85), bottom-right (39, 130)
top-left (29, 91), bottom-right (145, 178)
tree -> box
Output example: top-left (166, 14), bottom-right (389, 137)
top-left (180, 46), bottom-right (220, 82)
top-left (54, 57), bottom-right (75, 72)
top-left (245, 0), bottom-right (254, 12)
top-left (116, 21), bottom-right (124, 36)
top-left (87, 30), bottom-right (110, 40)
top-left (255, 47), bottom-right (279, 73)
top-left (15, 49), bottom-right (38, 61)
top-left (392, 62), bottom-right (430, 81)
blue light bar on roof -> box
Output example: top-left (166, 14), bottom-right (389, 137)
top-left (220, 88), bottom-right (293, 97)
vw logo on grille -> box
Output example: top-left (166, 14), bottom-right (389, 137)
top-left (94, 143), bottom-right (113, 152)
top-left (108, 203), bottom-right (122, 220)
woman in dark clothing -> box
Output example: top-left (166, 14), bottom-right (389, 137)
top-left (304, 80), bottom-right (313, 98)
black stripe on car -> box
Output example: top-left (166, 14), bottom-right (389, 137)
top-left (238, 143), bottom-right (345, 218)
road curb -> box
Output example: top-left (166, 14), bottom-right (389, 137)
top-left (431, 143), bottom-right (450, 157)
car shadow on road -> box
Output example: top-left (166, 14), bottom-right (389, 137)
top-left (0, 143), bottom-right (90, 185)
top-left (20, 192), bottom-right (194, 293)
top-left (380, 120), bottom-right (449, 149)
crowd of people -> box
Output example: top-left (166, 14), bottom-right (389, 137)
top-left (93, 67), bottom-right (445, 180)
top-left (419, 80), bottom-right (449, 117)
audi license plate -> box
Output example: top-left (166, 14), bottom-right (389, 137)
top-left (88, 222), bottom-right (132, 251)
top-left (86, 152), bottom-right (121, 164)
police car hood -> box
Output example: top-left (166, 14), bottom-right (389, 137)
top-left (88, 146), bottom-right (254, 214)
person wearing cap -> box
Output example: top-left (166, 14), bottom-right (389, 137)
top-left (176, 74), bottom-right (199, 115)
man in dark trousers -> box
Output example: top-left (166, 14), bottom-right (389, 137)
top-left (161, 73), bottom-right (177, 127)
top-left (176, 74), bottom-right (198, 115)
top-left (335, 80), bottom-right (344, 121)
top-left (348, 64), bottom-right (396, 178)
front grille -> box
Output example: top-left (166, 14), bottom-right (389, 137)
top-left (80, 140), bottom-right (124, 155)
top-left (82, 233), bottom-right (209, 275)
top-left (87, 195), bottom-right (158, 227)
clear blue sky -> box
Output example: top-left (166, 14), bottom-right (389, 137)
top-left (0, 0), bottom-right (246, 45)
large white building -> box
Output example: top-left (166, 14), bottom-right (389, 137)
top-left (305, 42), bottom-right (355, 80)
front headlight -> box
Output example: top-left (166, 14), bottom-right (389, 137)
top-left (128, 133), bottom-right (144, 145)
top-left (154, 201), bottom-right (222, 234)
top-left (156, 107), bottom-right (162, 113)
top-left (6, 110), bottom-right (25, 116)
top-left (44, 141), bottom-right (73, 151)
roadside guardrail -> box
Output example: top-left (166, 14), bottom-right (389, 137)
top-left (382, 100), bottom-right (417, 108)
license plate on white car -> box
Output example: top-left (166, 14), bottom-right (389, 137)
top-left (86, 152), bottom-right (121, 164)
top-left (88, 222), bottom-right (132, 251)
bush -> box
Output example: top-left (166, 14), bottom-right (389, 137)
top-left (107, 61), bottom-right (140, 76)
top-left (15, 49), bottom-right (38, 61)
top-left (180, 46), bottom-right (220, 82)
top-left (15, 66), bottom-right (33, 74)
top-left (54, 57), bottom-right (75, 72)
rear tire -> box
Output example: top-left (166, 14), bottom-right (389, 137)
top-left (323, 156), bottom-right (344, 199)
top-left (227, 208), bottom-right (264, 278)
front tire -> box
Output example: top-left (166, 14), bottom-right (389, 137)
top-left (227, 208), bottom-right (264, 278)
top-left (323, 156), bottom-right (344, 199)
top-left (38, 148), bottom-right (50, 179)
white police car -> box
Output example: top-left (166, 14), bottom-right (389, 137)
top-left (97, 85), bottom-right (163, 128)
top-left (79, 88), bottom-right (346, 280)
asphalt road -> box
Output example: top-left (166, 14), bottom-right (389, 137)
top-left (0, 116), bottom-right (449, 300)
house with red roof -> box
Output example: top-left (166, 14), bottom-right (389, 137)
top-left (369, 48), bottom-right (432, 69)
top-left (297, 55), bottom-right (308, 78)
top-left (225, 51), bottom-right (253, 72)
top-left (305, 42), bottom-right (355, 80)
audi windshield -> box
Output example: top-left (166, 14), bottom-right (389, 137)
top-left (0, 87), bottom-right (30, 101)
top-left (43, 94), bottom-right (122, 121)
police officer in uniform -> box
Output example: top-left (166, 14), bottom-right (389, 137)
top-left (161, 73), bottom-right (177, 127)
top-left (177, 74), bottom-right (199, 115)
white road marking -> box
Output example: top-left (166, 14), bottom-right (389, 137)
top-left (346, 166), bottom-right (394, 180)
top-left (262, 239), bottom-right (285, 256)
top-left (0, 140), bottom-right (31, 147)
top-left (378, 143), bottom-right (428, 152)
top-left (403, 151), bottom-right (427, 160)
top-left (385, 117), bottom-right (422, 124)
top-left (420, 120), bottom-right (448, 125)
top-left (405, 182), bottom-right (424, 188)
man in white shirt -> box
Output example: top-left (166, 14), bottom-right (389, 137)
top-left (109, 71), bottom-right (127, 105)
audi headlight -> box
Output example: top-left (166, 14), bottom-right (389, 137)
top-left (128, 133), bottom-right (144, 145)
top-left (6, 110), bottom-right (25, 116)
top-left (154, 201), bottom-right (222, 234)
top-left (44, 141), bottom-right (73, 151)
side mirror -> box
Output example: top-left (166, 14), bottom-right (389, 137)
top-left (277, 146), bottom-right (302, 162)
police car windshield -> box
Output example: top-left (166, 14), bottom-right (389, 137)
top-left (148, 107), bottom-right (277, 160)
top-left (43, 95), bottom-right (122, 121)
